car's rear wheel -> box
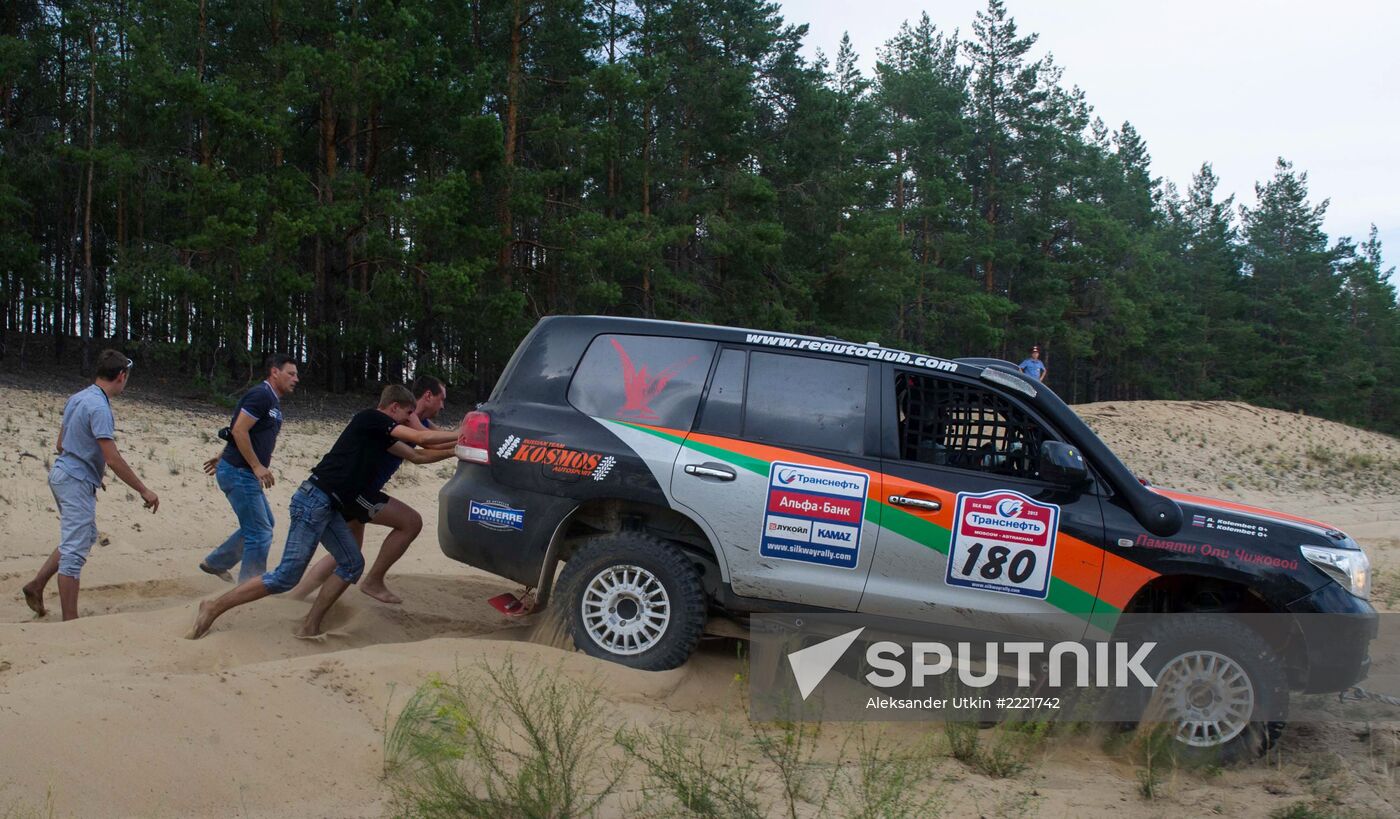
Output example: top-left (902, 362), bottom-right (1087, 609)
top-left (1135, 616), bottom-right (1287, 763)
top-left (556, 532), bottom-right (707, 671)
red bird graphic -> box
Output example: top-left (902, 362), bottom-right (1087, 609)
top-left (611, 338), bottom-right (699, 422)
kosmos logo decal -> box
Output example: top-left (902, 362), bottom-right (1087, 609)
top-left (505, 436), bottom-right (613, 480)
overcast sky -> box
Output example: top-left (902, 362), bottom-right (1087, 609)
top-left (779, 0), bottom-right (1398, 274)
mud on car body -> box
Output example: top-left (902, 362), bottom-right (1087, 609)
top-left (439, 316), bottom-right (1377, 758)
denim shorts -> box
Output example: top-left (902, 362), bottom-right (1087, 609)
top-left (50, 466), bottom-right (99, 578)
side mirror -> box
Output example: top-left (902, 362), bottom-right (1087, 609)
top-left (1039, 441), bottom-right (1089, 487)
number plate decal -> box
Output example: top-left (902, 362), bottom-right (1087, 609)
top-left (945, 490), bottom-right (1060, 599)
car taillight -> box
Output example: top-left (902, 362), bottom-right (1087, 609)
top-left (456, 411), bottom-right (490, 464)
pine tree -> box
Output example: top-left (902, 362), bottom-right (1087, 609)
top-left (1240, 158), bottom-right (1345, 413)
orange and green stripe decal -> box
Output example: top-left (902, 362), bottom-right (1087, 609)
top-left (613, 421), bottom-right (1159, 625)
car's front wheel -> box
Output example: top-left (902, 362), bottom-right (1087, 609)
top-left (1135, 616), bottom-right (1287, 763)
top-left (556, 532), bottom-right (707, 671)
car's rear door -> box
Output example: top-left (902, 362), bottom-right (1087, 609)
top-left (669, 347), bottom-right (883, 610)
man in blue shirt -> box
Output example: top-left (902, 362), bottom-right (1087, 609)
top-left (197, 354), bottom-right (300, 583)
top-left (21, 350), bottom-right (160, 620)
top-left (287, 376), bottom-right (454, 604)
top-left (1019, 345), bottom-right (1047, 382)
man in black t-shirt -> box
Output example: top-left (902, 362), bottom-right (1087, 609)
top-left (187, 385), bottom-right (459, 640)
top-left (287, 376), bottom-right (454, 604)
top-left (197, 354), bottom-right (299, 583)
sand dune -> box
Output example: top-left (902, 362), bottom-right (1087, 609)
top-left (3, 386), bottom-right (1400, 817)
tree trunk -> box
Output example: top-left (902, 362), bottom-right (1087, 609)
top-left (497, 0), bottom-right (525, 290)
top-left (55, 14), bottom-right (69, 363)
top-left (317, 80), bottom-right (337, 388)
top-left (81, 24), bottom-right (97, 372)
top-left (115, 186), bottom-right (127, 342)
top-left (196, 0), bottom-right (210, 167)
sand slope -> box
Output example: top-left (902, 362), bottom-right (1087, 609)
top-left (2, 388), bottom-right (1399, 817)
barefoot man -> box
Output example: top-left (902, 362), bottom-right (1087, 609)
top-left (288, 376), bottom-right (454, 604)
top-left (22, 350), bottom-right (160, 620)
top-left (198, 354), bottom-right (300, 583)
top-left (187, 385), bottom-right (458, 639)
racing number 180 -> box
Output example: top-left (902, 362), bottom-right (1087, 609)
top-left (958, 542), bottom-right (1036, 584)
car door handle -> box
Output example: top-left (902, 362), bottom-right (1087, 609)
top-left (685, 463), bottom-right (736, 481)
top-left (889, 495), bottom-right (941, 511)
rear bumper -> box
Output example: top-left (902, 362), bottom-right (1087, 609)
top-left (1286, 582), bottom-right (1378, 693)
top-left (438, 461), bottom-right (576, 587)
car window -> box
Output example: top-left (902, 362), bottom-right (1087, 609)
top-left (697, 348), bottom-right (746, 436)
top-left (895, 370), bottom-right (1048, 480)
top-left (746, 352), bottom-right (868, 455)
top-left (568, 334), bottom-right (717, 429)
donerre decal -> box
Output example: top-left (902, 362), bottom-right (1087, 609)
top-left (468, 499), bottom-right (525, 532)
top-left (743, 332), bottom-right (959, 373)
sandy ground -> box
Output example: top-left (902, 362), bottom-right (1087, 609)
top-left (2, 387), bottom-right (1399, 818)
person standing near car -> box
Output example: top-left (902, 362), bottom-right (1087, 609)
top-left (197, 354), bottom-right (299, 583)
top-left (21, 350), bottom-right (160, 621)
top-left (1019, 345), bottom-right (1047, 382)
top-left (186, 385), bottom-right (460, 640)
top-left (287, 376), bottom-right (455, 605)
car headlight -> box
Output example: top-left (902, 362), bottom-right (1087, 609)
top-left (1301, 544), bottom-right (1371, 600)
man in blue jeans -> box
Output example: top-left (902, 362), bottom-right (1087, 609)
top-left (21, 350), bottom-right (160, 620)
top-left (186, 385), bottom-right (459, 640)
top-left (287, 375), bottom-right (455, 604)
top-left (197, 354), bottom-right (300, 583)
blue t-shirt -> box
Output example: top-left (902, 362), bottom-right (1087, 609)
top-left (368, 417), bottom-right (433, 491)
top-left (1019, 358), bottom-right (1046, 380)
top-left (54, 384), bottom-right (116, 487)
top-left (221, 382), bottom-right (283, 469)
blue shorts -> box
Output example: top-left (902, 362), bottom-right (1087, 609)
top-left (50, 467), bottom-right (99, 578)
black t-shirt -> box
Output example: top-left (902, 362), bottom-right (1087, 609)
top-left (308, 408), bottom-right (399, 504)
top-left (369, 417), bottom-right (434, 491)
top-left (222, 382), bottom-right (283, 469)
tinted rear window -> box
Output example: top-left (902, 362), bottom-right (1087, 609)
top-left (745, 352), bottom-right (868, 454)
top-left (697, 348), bottom-right (747, 436)
top-left (568, 334), bottom-right (717, 430)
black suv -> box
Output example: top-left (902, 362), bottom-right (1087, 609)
top-left (439, 316), bottom-right (1376, 757)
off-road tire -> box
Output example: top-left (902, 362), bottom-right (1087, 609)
top-left (1133, 615), bottom-right (1288, 764)
top-left (556, 532), bottom-right (707, 671)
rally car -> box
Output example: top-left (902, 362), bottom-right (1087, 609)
top-left (438, 315), bottom-right (1376, 759)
